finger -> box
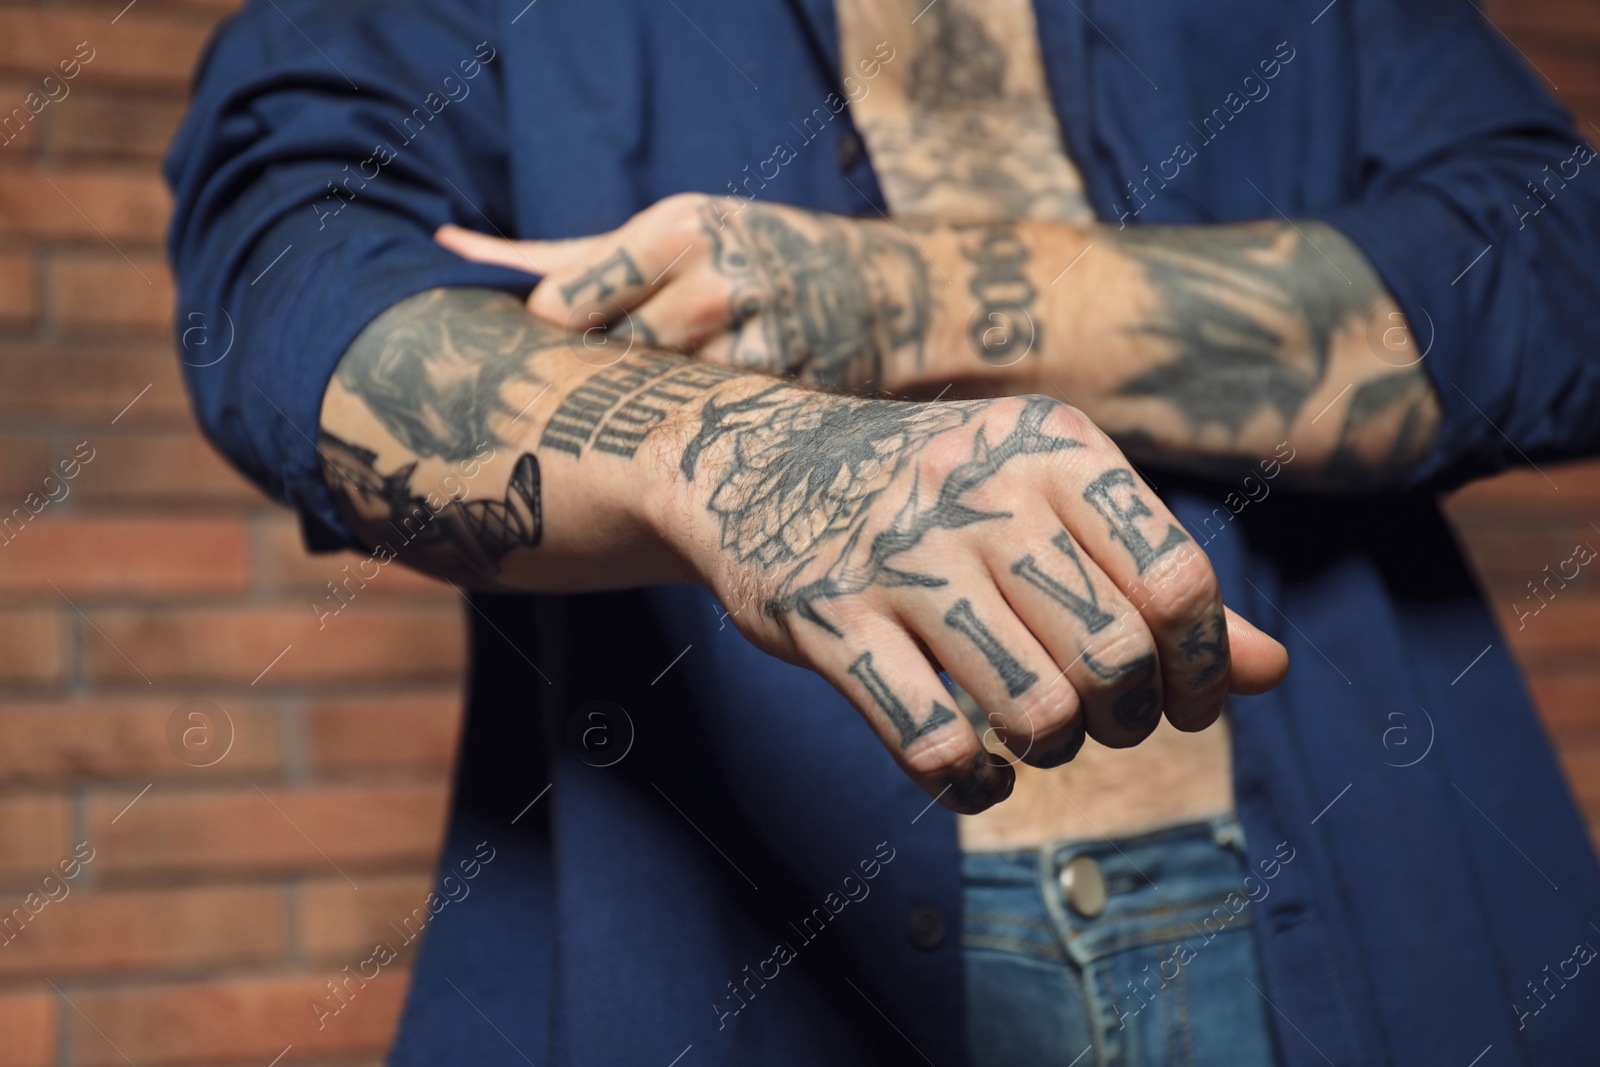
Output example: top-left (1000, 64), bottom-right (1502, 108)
top-left (984, 522), bottom-right (1164, 748)
top-left (1223, 605), bottom-right (1288, 695)
top-left (896, 578), bottom-right (1086, 770)
top-left (811, 618), bottom-right (1015, 815)
top-left (614, 274), bottom-right (736, 355)
top-left (1031, 411), bottom-right (1232, 732)
top-left (433, 225), bottom-right (591, 275)
top-left (525, 207), bottom-right (712, 330)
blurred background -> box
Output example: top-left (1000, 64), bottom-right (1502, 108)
top-left (0, 1), bottom-right (1594, 1064)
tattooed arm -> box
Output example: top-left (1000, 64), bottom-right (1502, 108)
top-left (437, 199), bottom-right (1439, 490)
top-left (321, 285), bottom-right (1287, 812)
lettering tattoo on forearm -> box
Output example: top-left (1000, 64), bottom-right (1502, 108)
top-left (679, 392), bottom-right (1080, 633)
top-left (700, 203), bottom-right (933, 389)
top-left (1107, 222), bottom-right (1438, 481)
top-left (943, 598), bottom-right (1038, 697)
top-left (1011, 531), bottom-right (1116, 635)
top-left (1082, 469), bottom-right (1188, 574)
top-left (540, 351), bottom-right (737, 459)
top-left (962, 223), bottom-right (1040, 365)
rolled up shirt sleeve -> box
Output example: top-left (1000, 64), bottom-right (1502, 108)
top-left (164, 0), bottom-right (539, 551)
top-left (1309, 0), bottom-right (1600, 490)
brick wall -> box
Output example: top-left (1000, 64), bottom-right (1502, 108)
top-left (0, 1), bottom-right (1594, 1064)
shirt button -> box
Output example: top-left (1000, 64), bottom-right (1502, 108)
top-left (906, 904), bottom-right (946, 951)
top-left (837, 129), bottom-right (863, 171)
top-left (1059, 855), bottom-right (1107, 919)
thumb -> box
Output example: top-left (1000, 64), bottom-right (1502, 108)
top-left (1223, 604), bottom-right (1289, 696)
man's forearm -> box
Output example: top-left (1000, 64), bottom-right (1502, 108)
top-left (317, 286), bottom-right (737, 592)
top-left (905, 218), bottom-right (1442, 490)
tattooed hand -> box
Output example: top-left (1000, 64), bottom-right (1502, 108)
top-left (436, 195), bottom-right (939, 392)
top-left (653, 379), bottom-right (1288, 814)
top-left (319, 287), bottom-right (1284, 816)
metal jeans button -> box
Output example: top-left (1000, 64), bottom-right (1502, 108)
top-left (1059, 854), bottom-right (1107, 918)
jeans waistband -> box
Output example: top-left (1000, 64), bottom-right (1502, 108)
top-left (962, 812), bottom-right (1253, 968)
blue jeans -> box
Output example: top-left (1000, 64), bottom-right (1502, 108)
top-left (963, 815), bottom-right (1281, 1067)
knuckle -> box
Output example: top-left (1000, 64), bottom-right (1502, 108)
top-left (903, 726), bottom-right (983, 779)
top-left (1138, 554), bottom-right (1218, 628)
top-left (1012, 680), bottom-right (1079, 735)
top-left (1081, 621), bottom-right (1157, 686)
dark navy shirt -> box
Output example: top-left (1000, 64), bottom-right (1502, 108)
top-left (166, 1), bottom-right (1600, 1063)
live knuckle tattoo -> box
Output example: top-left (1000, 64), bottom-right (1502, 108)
top-left (678, 392), bottom-right (1080, 633)
top-left (700, 204), bottom-right (932, 388)
top-left (1082, 469), bottom-right (1188, 574)
top-left (1011, 531), bottom-right (1116, 634)
top-left (943, 598), bottom-right (1038, 698)
top-left (540, 352), bottom-right (737, 459)
top-left (1179, 615), bottom-right (1229, 687)
top-left (1082, 650), bottom-right (1161, 733)
top-left (962, 224), bottom-right (1040, 365)
top-left (848, 650), bottom-right (958, 748)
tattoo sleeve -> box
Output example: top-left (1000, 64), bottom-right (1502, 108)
top-left (1100, 221), bottom-right (1441, 488)
top-left (318, 287), bottom-right (736, 588)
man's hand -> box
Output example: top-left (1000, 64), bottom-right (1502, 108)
top-left (320, 286), bottom-right (1285, 816)
top-left (436, 194), bottom-right (938, 392)
top-left (652, 377), bottom-right (1287, 813)
top-left (438, 191), bottom-right (1443, 491)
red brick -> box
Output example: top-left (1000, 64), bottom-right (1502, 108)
top-left (0, 515), bottom-right (251, 598)
top-left (74, 428), bottom-right (262, 505)
top-left (1497, 598), bottom-right (1600, 670)
top-left (307, 691), bottom-right (463, 772)
top-left (0, 795), bottom-right (70, 882)
top-left (0, 884), bottom-right (285, 978)
top-left (0, 698), bottom-right (282, 783)
top-left (262, 512), bottom-right (453, 597)
top-left (0, 608), bottom-right (65, 687)
top-left (83, 604), bottom-right (466, 686)
top-left (0, 12), bottom-right (213, 90)
top-left (88, 783), bottom-right (450, 879)
top-left (48, 251), bottom-right (173, 334)
top-left (0, 434), bottom-right (52, 498)
top-left (0, 249), bottom-right (35, 324)
top-left (0, 341), bottom-right (187, 424)
top-left (73, 432), bottom-right (260, 505)
top-left (301, 873), bottom-right (431, 963)
top-left (0, 81), bottom-right (42, 160)
top-left (0, 167), bottom-right (169, 243)
top-left (52, 89), bottom-right (188, 160)
top-left (1447, 460), bottom-right (1600, 516)
top-left (0, 990), bottom-right (54, 1067)
top-left (70, 972), bottom-right (409, 1067)
top-left (1529, 674), bottom-right (1600, 738)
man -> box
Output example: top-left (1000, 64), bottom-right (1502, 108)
top-left (166, 0), bottom-right (1600, 1064)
